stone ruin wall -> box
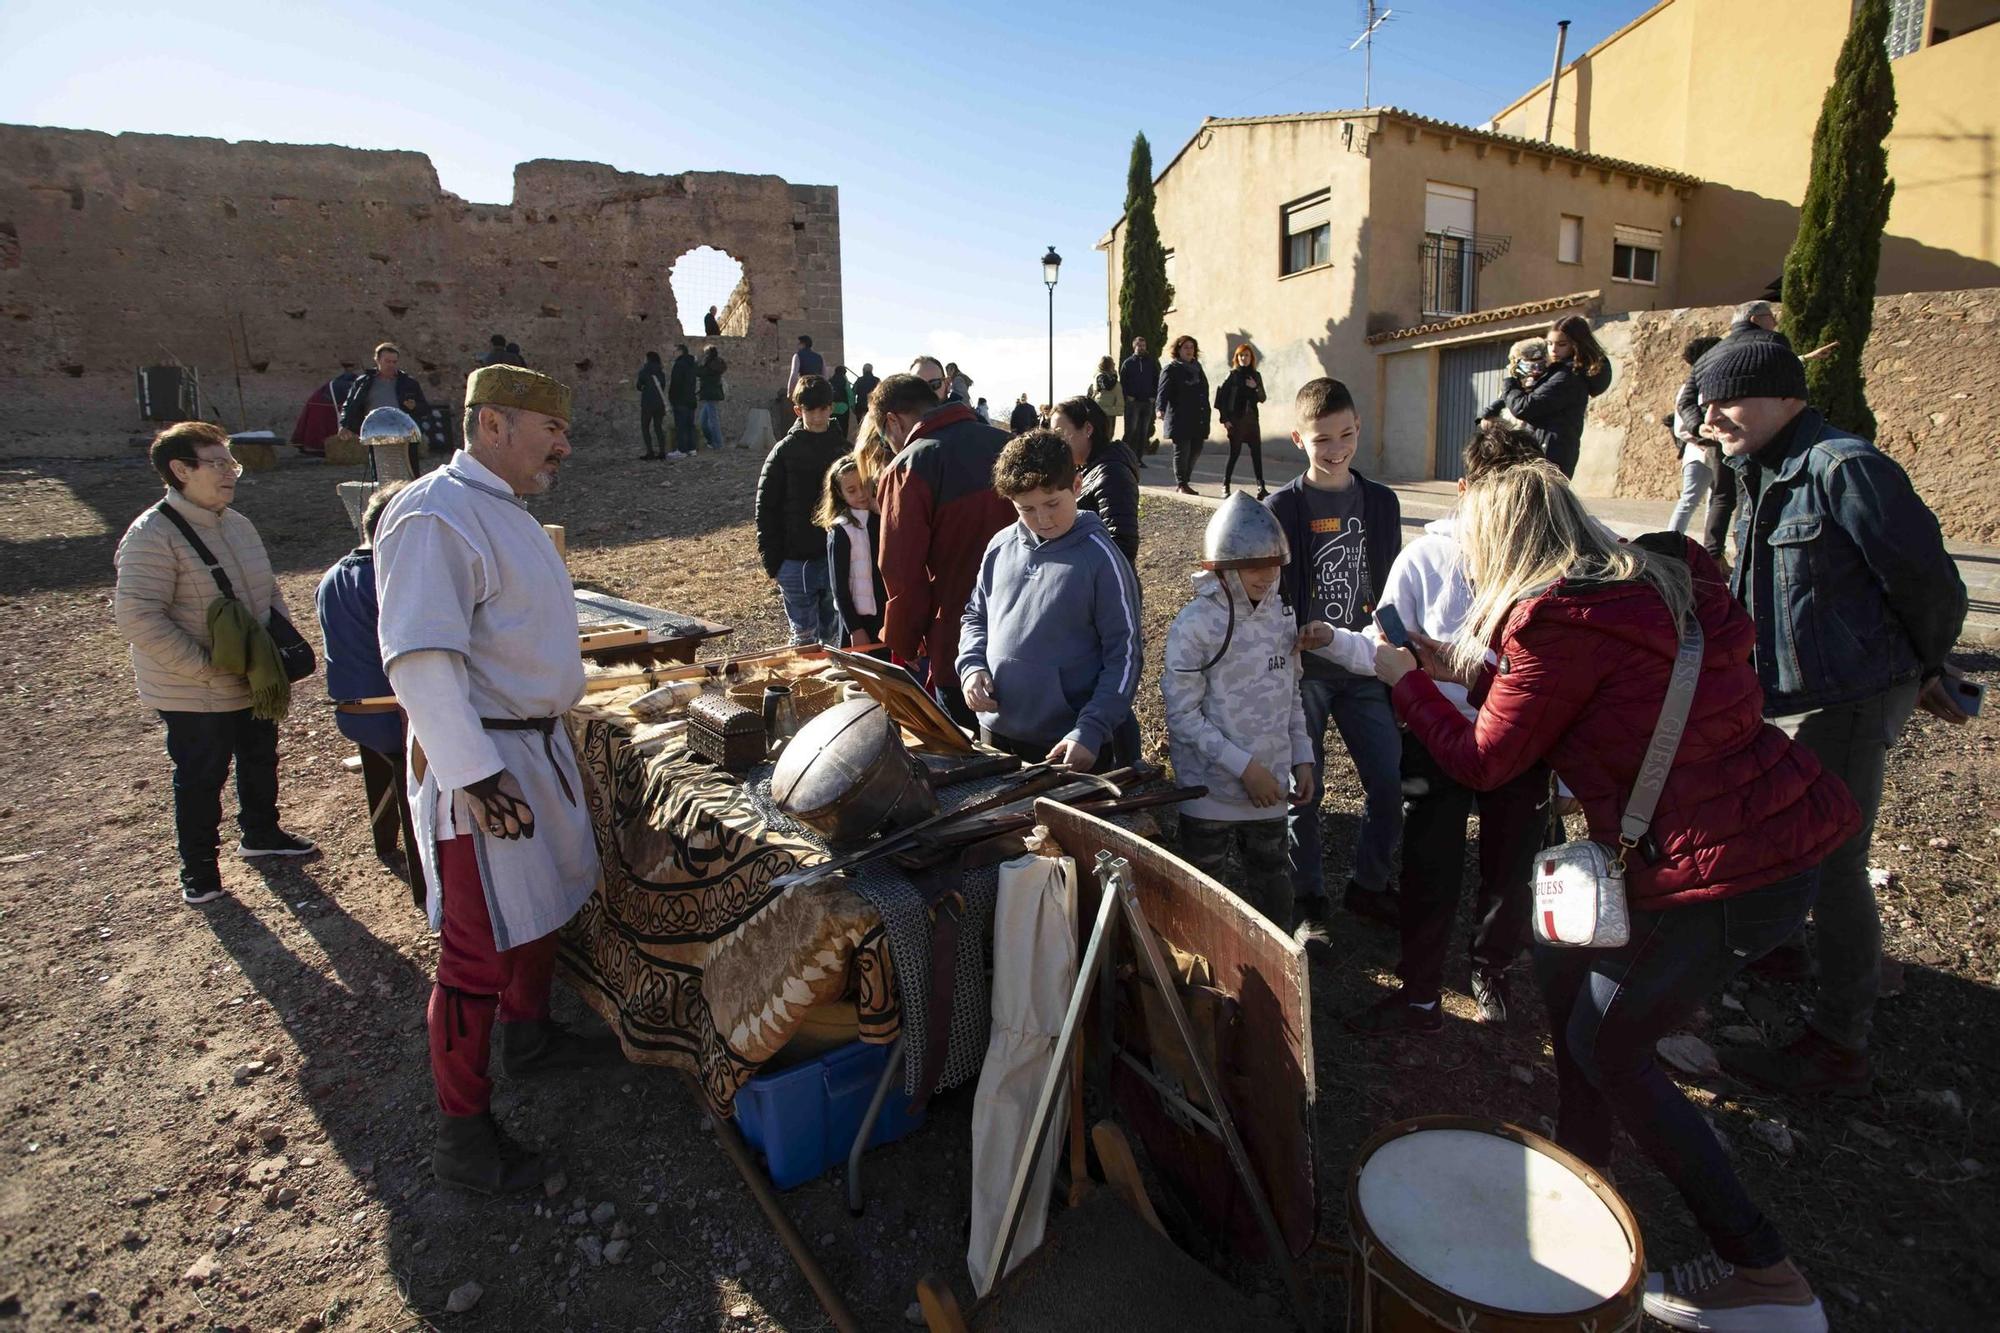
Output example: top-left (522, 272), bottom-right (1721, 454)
top-left (0, 124), bottom-right (843, 457)
top-left (1586, 287), bottom-right (1999, 544)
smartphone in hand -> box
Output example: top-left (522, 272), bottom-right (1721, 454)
top-left (1374, 605), bottom-right (1411, 649)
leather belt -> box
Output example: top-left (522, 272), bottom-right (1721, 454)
top-left (479, 716), bottom-right (577, 806)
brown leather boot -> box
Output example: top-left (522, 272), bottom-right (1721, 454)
top-left (492, 1018), bottom-right (621, 1079)
top-left (433, 1112), bottom-right (548, 1195)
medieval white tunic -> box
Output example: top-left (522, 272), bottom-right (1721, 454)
top-left (375, 451), bottom-right (599, 951)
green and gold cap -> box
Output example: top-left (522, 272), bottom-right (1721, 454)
top-left (465, 365), bottom-right (573, 422)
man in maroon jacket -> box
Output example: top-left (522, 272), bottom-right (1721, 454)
top-left (872, 372), bottom-right (1014, 727)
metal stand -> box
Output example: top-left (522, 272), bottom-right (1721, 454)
top-left (846, 1034), bottom-right (905, 1216)
top-left (982, 852), bottom-right (1313, 1330)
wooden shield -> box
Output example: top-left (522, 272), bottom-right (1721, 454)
top-left (1036, 801), bottom-right (1317, 1259)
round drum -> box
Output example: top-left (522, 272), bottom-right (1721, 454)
top-left (1347, 1116), bottom-right (1643, 1331)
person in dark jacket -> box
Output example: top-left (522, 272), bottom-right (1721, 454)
top-left (787, 335), bottom-right (826, 396)
top-left (831, 365), bottom-right (855, 437)
top-left (1666, 336), bottom-right (1722, 537)
top-left (756, 375), bottom-right (849, 645)
top-left (695, 346), bottom-right (728, 450)
top-left (479, 334), bottom-right (523, 368)
top-left (1007, 395), bottom-right (1039, 434)
top-left (315, 482), bottom-right (419, 893)
top-left (1500, 312), bottom-right (1612, 479)
top-left (851, 363), bottom-right (880, 420)
top-left (874, 374), bottom-right (1016, 726)
top-left (1156, 334), bottom-right (1211, 494)
top-left (635, 351), bottom-right (669, 459)
top-left (1214, 342), bottom-right (1270, 498)
top-left (1269, 378), bottom-right (1404, 938)
top-left (1053, 394), bottom-right (1144, 766)
top-left (704, 305), bottom-right (721, 337)
top-left (339, 343), bottom-right (433, 474)
top-left (1376, 461), bottom-right (1857, 1332)
top-left (817, 455), bottom-right (887, 649)
top-left (1695, 339), bottom-right (1969, 1102)
top-left (1051, 395), bottom-right (1139, 566)
top-left (1119, 336), bottom-right (1161, 457)
top-left (667, 344), bottom-right (699, 456)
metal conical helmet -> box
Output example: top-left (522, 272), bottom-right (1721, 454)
top-left (1201, 491), bottom-right (1289, 570)
top-left (359, 406), bottom-right (422, 449)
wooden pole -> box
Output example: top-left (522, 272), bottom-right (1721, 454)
top-left (544, 524), bottom-right (567, 559)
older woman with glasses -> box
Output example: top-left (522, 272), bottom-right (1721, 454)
top-left (114, 421), bottom-right (317, 906)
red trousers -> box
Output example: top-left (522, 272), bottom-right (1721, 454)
top-left (428, 836), bottom-right (557, 1116)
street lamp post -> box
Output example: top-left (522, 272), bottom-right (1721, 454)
top-left (1042, 246), bottom-right (1062, 411)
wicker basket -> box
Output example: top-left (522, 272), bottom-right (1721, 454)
top-left (726, 674), bottom-right (842, 721)
top-left (323, 430), bottom-right (366, 467)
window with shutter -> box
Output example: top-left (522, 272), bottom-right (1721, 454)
top-left (1281, 191), bottom-right (1333, 275)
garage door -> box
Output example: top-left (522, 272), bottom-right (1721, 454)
top-left (1434, 339), bottom-right (1513, 480)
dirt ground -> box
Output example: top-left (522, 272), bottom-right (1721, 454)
top-left (0, 437), bottom-right (1993, 1332)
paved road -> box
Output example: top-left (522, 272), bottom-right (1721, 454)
top-left (1134, 441), bottom-right (2000, 649)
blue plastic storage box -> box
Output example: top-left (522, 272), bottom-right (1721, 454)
top-left (733, 1039), bottom-right (925, 1190)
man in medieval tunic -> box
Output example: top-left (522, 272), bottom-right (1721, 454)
top-left (375, 365), bottom-right (608, 1193)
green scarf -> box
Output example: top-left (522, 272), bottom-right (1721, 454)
top-left (208, 596), bottom-right (291, 721)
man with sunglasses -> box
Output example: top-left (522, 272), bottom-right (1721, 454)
top-left (115, 422), bottom-right (317, 907)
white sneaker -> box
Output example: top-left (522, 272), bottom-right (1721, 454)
top-left (1642, 1254), bottom-right (1827, 1332)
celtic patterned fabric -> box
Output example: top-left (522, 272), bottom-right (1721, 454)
top-left (558, 717), bottom-right (896, 1114)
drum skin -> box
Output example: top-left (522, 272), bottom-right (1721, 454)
top-left (1346, 1116), bottom-right (1644, 1332)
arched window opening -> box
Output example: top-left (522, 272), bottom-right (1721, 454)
top-left (668, 246), bottom-right (749, 337)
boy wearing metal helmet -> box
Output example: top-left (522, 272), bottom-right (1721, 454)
top-left (1161, 492), bottom-right (1322, 927)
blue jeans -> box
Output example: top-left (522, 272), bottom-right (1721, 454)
top-left (671, 404), bottom-right (696, 453)
top-left (1534, 867), bottom-right (1819, 1268)
top-left (698, 401), bottom-right (724, 450)
top-left (1288, 671), bottom-right (1403, 902)
top-left (775, 558), bottom-right (839, 646)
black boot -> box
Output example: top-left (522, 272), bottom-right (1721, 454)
top-left (433, 1112), bottom-right (548, 1195)
top-left (493, 1017), bottom-right (621, 1079)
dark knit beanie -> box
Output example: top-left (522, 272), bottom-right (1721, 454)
top-left (1695, 337), bottom-right (1808, 404)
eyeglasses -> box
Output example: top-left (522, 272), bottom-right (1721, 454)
top-left (924, 377), bottom-right (945, 391)
top-left (194, 457), bottom-right (244, 476)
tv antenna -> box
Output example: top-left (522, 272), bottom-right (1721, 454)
top-left (1350, 3), bottom-right (1393, 109)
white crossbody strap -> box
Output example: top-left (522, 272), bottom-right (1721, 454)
top-left (1619, 612), bottom-right (1704, 848)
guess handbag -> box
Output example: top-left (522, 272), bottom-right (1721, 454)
top-left (1532, 611), bottom-right (1703, 949)
top-left (155, 500), bottom-right (317, 683)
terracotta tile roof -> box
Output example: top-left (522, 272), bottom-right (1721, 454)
top-left (1366, 290), bottom-right (1602, 346)
top-left (1203, 107), bottom-right (1702, 188)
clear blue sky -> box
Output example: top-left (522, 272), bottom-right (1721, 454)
top-left (2, 0), bottom-right (1651, 402)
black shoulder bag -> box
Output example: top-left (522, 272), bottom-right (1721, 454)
top-left (155, 501), bottom-right (317, 683)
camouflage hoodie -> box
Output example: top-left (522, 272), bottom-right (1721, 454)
top-left (1162, 570), bottom-right (1314, 822)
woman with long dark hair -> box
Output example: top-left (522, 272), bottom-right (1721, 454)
top-left (1372, 461), bottom-right (1856, 1332)
top-left (1156, 334), bottom-right (1212, 496)
top-left (1051, 395), bottom-right (1139, 565)
top-left (1500, 311), bottom-right (1613, 479)
top-left (1213, 342), bottom-right (1269, 499)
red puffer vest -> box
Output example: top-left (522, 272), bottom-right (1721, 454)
top-left (1392, 540), bottom-right (1859, 909)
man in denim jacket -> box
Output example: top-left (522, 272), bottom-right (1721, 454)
top-left (1698, 338), bottom-right (1968, 1098)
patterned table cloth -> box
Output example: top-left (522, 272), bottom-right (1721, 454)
top-left (557, 716), bottom-right (897, 1113)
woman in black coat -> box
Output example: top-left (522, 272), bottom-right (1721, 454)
top-left (1501, 312), bottom-right (1613, 479)
top-left (1052, 394), bottom-right (1140, 565)
top-left (1213, 342), bottom-right (1269, 499)
top-left (1155, 334), bottom-right (1211, 495)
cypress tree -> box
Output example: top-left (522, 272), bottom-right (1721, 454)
top-left (1779, 0), bottom-right (1896, 439)
top-left (1118, 132), bottom-right (1171, 357)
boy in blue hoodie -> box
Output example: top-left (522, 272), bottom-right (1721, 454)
top-left (958, 430), bottom-right (1142, 771)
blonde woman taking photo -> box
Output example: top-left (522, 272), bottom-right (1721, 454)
top-left (1371, 461), bottom-right (1857, 1332)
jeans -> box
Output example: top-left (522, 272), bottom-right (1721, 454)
top-left (1180, 815), bottom-right (1291, 928)
top-left (1397, 735), bottom-right (1548, 1001)
top-left (159, 708), bottom-right (281, 884)
top-left (671, 404), bottom-right (697, 453)
top-left (1122, 399), bottom-right (1156, 455)
top-left (1534, 867), bottom-right (1817, 1268)
top-left (698, 400), bottom-right (724, 450)
top-left (1703, 475), bottom-right (1737, 563)
top-left (640, 402), bottom-right (667, 454)
top-left (775, 557), bottom-right (839, 645)
top-left (1288, 671), bottom-right (1403, 903)
top-left (1172, 435), bottom-right (1204, 486)
top-left (1667, 457), bottom-right (1712, 536)
top-left (1772, 680), bottom-right (1918, 1050)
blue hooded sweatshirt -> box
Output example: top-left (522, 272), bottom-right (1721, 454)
top-left (956, 509), bottom-right (1142, 754)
